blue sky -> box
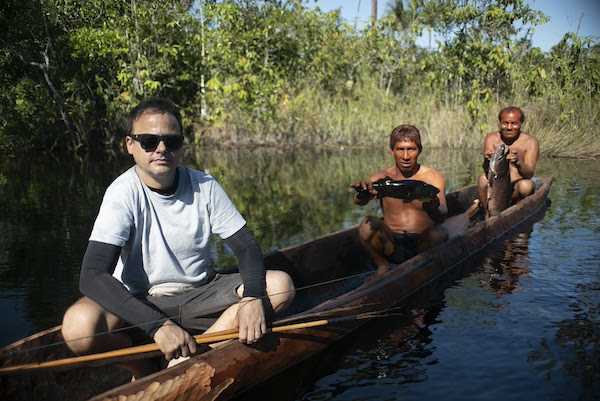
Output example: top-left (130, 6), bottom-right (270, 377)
top-left (308, 0), bottom-right (600, 51)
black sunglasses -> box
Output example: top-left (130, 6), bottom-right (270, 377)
top-left (129, 134), bottom-right (184, 151)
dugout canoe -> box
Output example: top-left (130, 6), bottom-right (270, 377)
top-left (0, 177), bottom-right (553, 401)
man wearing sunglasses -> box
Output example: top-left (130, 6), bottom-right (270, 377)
top-left (61, 97), bottom-right (295, 378)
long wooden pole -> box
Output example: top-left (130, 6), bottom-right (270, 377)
top-left (0, 315), bottom-right (369, 375)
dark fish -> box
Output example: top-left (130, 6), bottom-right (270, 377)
top-left (487, 144), bottom-right (512, 217)
top-left (356, 178), bottom-right (440, 202)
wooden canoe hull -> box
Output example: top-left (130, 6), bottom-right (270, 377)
top-left (0, 178), bottom-right (553, 401)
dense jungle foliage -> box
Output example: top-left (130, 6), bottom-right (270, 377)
top-left (1, 0), bottom-right (598, 156)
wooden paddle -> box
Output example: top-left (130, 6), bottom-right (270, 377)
top-left (0, 311), bottom-right (395, 375)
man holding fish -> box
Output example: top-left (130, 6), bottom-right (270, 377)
top-left (349, 125), bottom-right (448, 277)
top-left (478, 106), bottom-right (539, 216)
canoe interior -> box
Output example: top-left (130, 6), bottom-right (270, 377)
top-left (0, 326), bottom-right (133, 400)
top-left (0, 179), bottom-right (552, 401)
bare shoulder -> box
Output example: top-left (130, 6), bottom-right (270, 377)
top-left (485, 131), bottom-right (500, 140)
top-left (484, 132), bottom-right (502, 150)
top-left (522, 132), bottom-right (539, 146)
top-left (484, 131), bottom-right (501, 142)
top-left (515, 132), bottom-right (539, 151)
top-left (415, 165), bottom-right (445, 187)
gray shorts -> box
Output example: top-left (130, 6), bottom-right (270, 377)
top-left (145, 273), bottom-right (243, 333)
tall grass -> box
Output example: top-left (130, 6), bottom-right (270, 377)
top-left (198, 78), bottom-right (600, 158)
top-left (522, 98), bottom-right (600, 158)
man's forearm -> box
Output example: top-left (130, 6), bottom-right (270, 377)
top-left (225, 225), bottom-right (266, 298)
top-left (515, 160), bottom-right (534, 179)
top-left (80, 241), bottom-right (168, 337)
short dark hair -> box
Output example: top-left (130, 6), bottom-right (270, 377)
top-left (389, 125), bottom-right (422, 153)
top-left (126, 97), bottom-right (183, 136)
top-left (498, 106), bottom-right (525, 123)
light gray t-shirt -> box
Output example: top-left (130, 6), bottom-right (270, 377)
top-left (89, 166), bottom-right (246, 294)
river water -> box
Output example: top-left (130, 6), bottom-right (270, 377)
top-left (0, 147), bottom-right (598, 400)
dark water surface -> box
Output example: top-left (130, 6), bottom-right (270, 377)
top-left (0, 148), bottom-right (598, 400)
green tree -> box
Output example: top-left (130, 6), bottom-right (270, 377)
top-left (421, 0), bottom-right (548, 122)
top-left (0, 0), bottom-right (81, 151)
top-left (0, 0), bottom-right (598, 156)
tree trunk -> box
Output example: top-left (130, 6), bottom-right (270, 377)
top-left (39, 61), bottom-right (80, 148)
top-left (371, 0), bottom-right (377, 26)
top-left (198, 0), bottom-right (207, 119)
top-left (1, 32), bottom-right (81, 150)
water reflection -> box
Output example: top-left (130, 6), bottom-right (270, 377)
top-left (480, 229), bottom-right (533, 295)
top-left (238, 306), bottom-right (444, 401)
top-left (0, 147), bottom-right (598, 401)
top-left (0, 153), bottom-right (132, 334)
top-left (528, 315), bottom-right (600, 395)
top-left (0, 146), bottom-right (481, 346)
top-left (527, 279), bottom-right (600, 397)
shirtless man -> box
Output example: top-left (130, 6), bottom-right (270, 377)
top-left (349, 125), bottom-right (448, 277)
top-left (478, 106), bottom-right (539, 210)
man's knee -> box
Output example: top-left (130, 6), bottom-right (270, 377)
top-left (265, 270), bottom-right (295, 312)
top-left (61, 298), bottom-right (106, 353)
top-left (516, 179), bottom-right (535, 198)
top-left (358, 216), bottom-right (379, 241)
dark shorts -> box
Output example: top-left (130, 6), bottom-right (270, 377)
top-left (386, 232), bottom-right (419, 265)
top-left (145, 273), bottom-right (243, 333)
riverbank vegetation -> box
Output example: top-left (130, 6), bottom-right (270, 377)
top-left (1, 0), bottom-right (598, 157)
